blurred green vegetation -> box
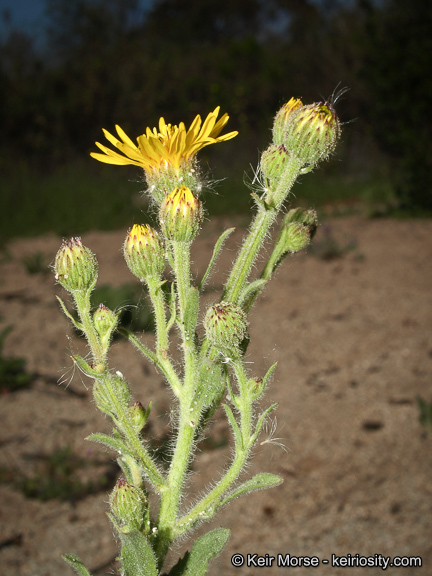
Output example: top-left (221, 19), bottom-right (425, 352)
top-left (21, 251), bottom-right (51, 274)
top-left (0, 0), bottom-right (430, 243)
top-left (417, 396), bottom-right (432, 431)
top-left (0, 325), bottom-right (32, 392)
top-left (0, 160), bottom-right (144, 244)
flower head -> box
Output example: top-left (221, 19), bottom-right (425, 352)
top-left (282, 101), bottom-right (341, 168)
top-left (273, 98), bottom-right (303, 145)
top-left (54, 237), bottom-right (98, 293)
top-left (90, 107), bottom-right (237, 175)
top-left (124, 224), bottom-right (166, 280)
top-left (159, 185), bottom-right (203, 242)
top-left (110, 478), bottom-right (147, 530)
top-left (204, 301), bottom-right (248, 353)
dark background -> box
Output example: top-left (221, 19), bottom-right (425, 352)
top-left (1, 0), bottom-right (432, 243)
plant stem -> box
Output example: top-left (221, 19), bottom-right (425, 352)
top-left (73, 290), bottom-right (166, 490)
top-left (147, 277), bottom-right (169, 356)
top-left (222, 157), bottom-right (302, 305)
top-left (103, 374), bottom-right (166, 491)
top-left (175, 360), bottom-right (253, 537)
top-left (73, 290), bottom-right (105, 364)
top-left (154, 240), bottom-right (199, 567)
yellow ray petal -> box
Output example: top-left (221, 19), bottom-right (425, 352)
top-left (115, 125), bottom-right (139, 149)
top-left (211, 113), bottom-right (230, 137)
top-left (90, 152), bottom-right (138, 166)
top-left (199, 110), bottom-right (218, 140)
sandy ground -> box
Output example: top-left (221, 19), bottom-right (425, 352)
top-left (1, 215), bottom-right (432, 575)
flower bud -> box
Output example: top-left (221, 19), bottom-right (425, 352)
top-left (273, 97), bottom-right (303, 145)
top-left (110, 478), bottom-right (146, 530)
top-left (248, 377), bottom-right (265, 400)
top-left (159, 185), bottom-right (203, 242)
top-left (283, 101), bottom-right (341, 168)
top-left (93, 304), bottom-right (118, 342)
top-left (260, 144), bottom-right (291, 181)
top-left (204, 301), bottom-right (248, 352)
top-left (265, 210), bottom-right (318, 277)
top-left (54, 238), bottom-right (98, 292)
top-left (279, 222), bottom-right (312, 253)
top-left (124, 224), bottom-right (166, 281)
top-left (130, 401), bottom-right (150, 433)
top-left (284, 208), bottom-right (318, 239)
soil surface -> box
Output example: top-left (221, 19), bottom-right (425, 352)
top-left (1, 216), bottom-right (432, 576)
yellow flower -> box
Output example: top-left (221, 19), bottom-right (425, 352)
top-left (90, 107), bottom-right (238, 173)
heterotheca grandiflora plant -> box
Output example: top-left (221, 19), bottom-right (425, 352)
top-left (54, 94), bottom-right (342, 576)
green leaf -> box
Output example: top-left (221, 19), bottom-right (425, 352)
top-left (222, 404), bottom-right (243, 450)
top-left (169, 528), bottom-right (230, 576)
top-left (117, 454), bottom-right (144, 487)
top-left (86, 432), bottom-right (132, 456)
top-left (194, 357), bottom-right (224, 412)
top-left (73, 355), bottom-right (104, 378)
top-left (250, 362), bottom-right (278, 401)
top-left (198, 227), bottom-right (236, 291)
top-left (119, 530), bottom-right (158, 576)
top-left (237, 278), bottom-right (268, 308)
top-left (118, 329), bottom-right (158, 365)
top-left (56, 296), bottom-right (84, 331)
top-left (250, 192), bottom-right (268, 210)
top-left (250, 403), bottom-right (278, 446)
top-left (220, 473), bottom-right (283, 508)
top-left (62, 554), bottom-right (92, 576)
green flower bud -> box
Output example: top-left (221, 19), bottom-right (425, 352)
top-left (130, 401), bottom-right (150, 433)
top-left (284, 208), bottom-right (318, 239)
top-left (273, 97), bottom-right (303, 145)
top-left (260, 144), bottom-right (291, 181)
top-left (110, 478), bottom-right (147, 530)
top-left (124, 224), bottom-right (166, 281)
top-left (265, 210), bottom-right (318, 278)
top-left (159, 185), bottom-right (203, 242)
top-left (54, 237), bottom-right (98, 292)
top-left (282, 101), bottom-right (341, 168)
top-left (248, 377), bottom-right (265, 400)
top-left (93, 304), bottom-right (118, 344)
top-left (204, 301), bottom-right (248, 352)
top-left (279, 222), bottom-right (312, 253)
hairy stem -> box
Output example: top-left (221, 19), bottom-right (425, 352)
top-left (147, 277), bottom-right (169, 356)
top-left (222, 157), bottom-right (302, 305)
top-left (175, 360), bottom-right (253, 537)
top-left (73, 290), bottom-right (105, 365)
top-left (154, 240), bottom-right (199, 567)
